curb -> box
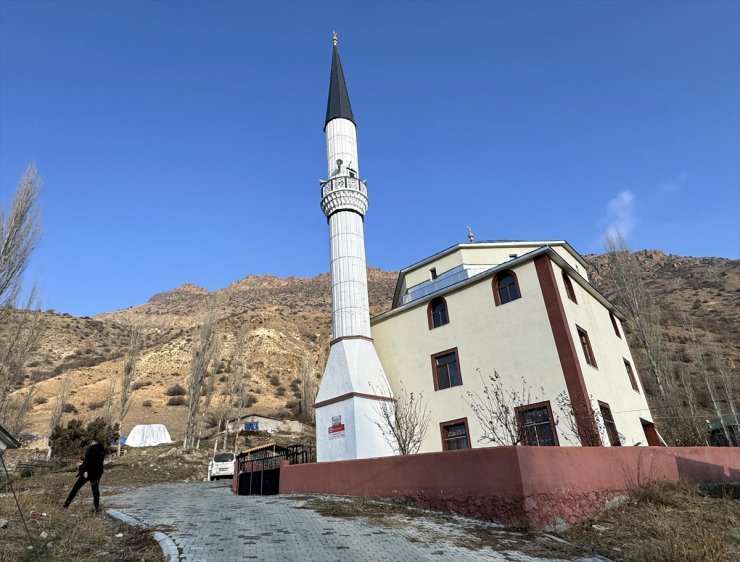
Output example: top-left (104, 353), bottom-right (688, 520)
top-left (106, 508), bottom-right (179, 562)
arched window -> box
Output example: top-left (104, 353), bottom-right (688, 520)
top-left (493, 271), bottom-right (521, 305)
top-left (428, 297), bottom-right (449, 329)
top-left (562, 271), bottom-right (577, 303)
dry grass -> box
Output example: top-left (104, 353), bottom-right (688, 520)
top-left (0, 444), bottom-right (219, 561)
top-left (562, 480), bottom-right (739, 562)
top-left (0, 468), bottom-right (162, 562)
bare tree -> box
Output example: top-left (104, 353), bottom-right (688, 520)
top-left (0, 163), bottom-right (43, 433)
top-left (0, 163), bottom-right (41, 312)
top-left (371, 381), bottom-right (431, 455)
top-left (555, 391), bottom-right (602, 446)
top-left (464, 370), bottom-right (546, 446)
top-left (46, 375), bottom-right (70, 459)
top-left (184, 302), bottom-right (219, 449)
top-left (116, 323), bottom-right (142, 456)
top-left (605, 232), bottom-right (668, 399)
top-left (716, 358), bottom-right (739, 442)
top-left (195, 372), bottom-right (215, 450)
top-left (298, 358), bottom-right (316, 424)
top-left (670, 349), bottom-right (706, 446)
top-left (103, 374), bottom-right (116, 425)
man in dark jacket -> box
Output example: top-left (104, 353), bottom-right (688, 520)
top-left (62, 439), bottom-right (106, 512)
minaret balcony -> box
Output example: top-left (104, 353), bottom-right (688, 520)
top-left (320, 175), bottom-right (369, 217)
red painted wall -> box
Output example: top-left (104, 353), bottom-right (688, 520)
top-left (279, 446), bottom-right (740, 526)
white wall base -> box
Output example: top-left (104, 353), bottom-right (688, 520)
top-left (315, 338), bottom-right (397, 462)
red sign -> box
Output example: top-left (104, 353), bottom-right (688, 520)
top-left (328, 424), bottom-right (345, 434)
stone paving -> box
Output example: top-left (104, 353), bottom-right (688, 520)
top-left (109, 481), bottom-right (605, 561)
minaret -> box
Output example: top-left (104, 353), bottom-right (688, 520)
top-left (314, 33), bottom-right (396, 462)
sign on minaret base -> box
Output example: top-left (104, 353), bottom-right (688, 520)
top-left (315, 339), bottom-right (396, 461)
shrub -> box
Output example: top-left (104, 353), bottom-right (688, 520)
top-left (88, 400), bottom-right (106, 411)
top-left (165, 384), bottom-right (186, 396)
top-left (167, 396), bottom-right (186, 406)
top-left (49, 417), bottom-right (118, 461)
top-left (33, 396), bottom-right (48, 405)
top-left (142, 400), bottom-right (152, 407)
top-left (269, 375), bottom-right (280, 386)
top-left (62, 403), bottom-right (78, 414)
top-left (132, 380), bottom-right (152, 390)
top-left (275, 387), bottom-right (286, 397)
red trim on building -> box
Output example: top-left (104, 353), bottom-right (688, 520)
top-left (492, 269), bottom-right (521, 307)
top-left (329, 335), bottom-right (374, 346)
top-left (313, 391), bottom-right (395, 409)
top-left (430, 347), bottom-right (462, 391)
top-left (610, 313), bottom-right (621, 339)
top-left (439, 417), bottom-right (470, 451)
top-left (640, 419), bottom-right (663, 446)
top-left (624, 358), bottom-right (640, 393)
top-left (562, 271), bottom-right (578, 303)
top-left (576, 325), bottom-right (598, 369)
top-left (427, 296), bottom-right (450, 330)
top-left (534, 254), bottom-right (599, 446)
top-left (515, 400), bottom-right (560, 446)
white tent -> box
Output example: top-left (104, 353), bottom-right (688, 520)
top-left (125, 424), bottom-right (172, 447)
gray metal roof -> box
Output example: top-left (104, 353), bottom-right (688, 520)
top-left (373, 246), bottom-right (627, 324)
top-left (324, 44), bottom-right (355, 129)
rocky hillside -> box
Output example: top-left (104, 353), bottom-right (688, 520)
top-left (11, 253), bottom-right (739, 442)
top-left (18, 268), bottom-right (396, 440)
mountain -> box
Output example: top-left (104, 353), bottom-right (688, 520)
top-left (12, 253), bottom-right (739, 442)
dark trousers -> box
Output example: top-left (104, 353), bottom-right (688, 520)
top-left (64, 475), bottom-right (101, 509)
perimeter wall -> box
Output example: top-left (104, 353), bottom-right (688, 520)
top-left (279, 446), bottom-right (740, 526)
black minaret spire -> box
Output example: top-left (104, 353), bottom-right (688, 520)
top-left (324, 33), bottom-right (355, 129)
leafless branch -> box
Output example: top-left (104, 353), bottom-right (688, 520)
top-left (184, 300), bottom-right (219, 449)
top-left (370, 380), bottom-right (431, 455)
top-left (463, 370), bottom-right (545, 446)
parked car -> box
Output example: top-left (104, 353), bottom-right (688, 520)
top-left (208, 452), bottom-right (236, 481)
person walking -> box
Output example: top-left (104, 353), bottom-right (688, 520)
top-left (62, 438), bottom-right (106, 512)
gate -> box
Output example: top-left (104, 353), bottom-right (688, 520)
top-left (232, 443), bottom-right (313, 496)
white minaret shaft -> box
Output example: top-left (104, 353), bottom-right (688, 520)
top-left (324, 117), bottom-right (370, 339)
top-left (315, 34), bottom-right (395, 462)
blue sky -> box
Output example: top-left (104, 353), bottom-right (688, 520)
top-left (1, 0), bottom-right (738, 317)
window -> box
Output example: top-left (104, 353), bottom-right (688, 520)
top-left (493, 270), bottom-right (521, 305)
top-left (517, 402), bottom-right (558, 446)
top-left (610, 313), bottom-right (621, 338)
top-left (624, 359), bottom-right (639, 392)
top-left (577, 326), bottom-right (597, 368)
top-left (427, 297), bottom-right (449, 329)
top-left (432, 349), bottom-right (462, 390)
top-left (599, 402), bottom-right (621, 446)
top-left (509, 253), bottom-right (518, 259)
top-left (562, 271), bottom-right (577, 303)
top-left (430, 267), bottom-right (438, 280)
top-left (440, 418), bottom-right (470, 450)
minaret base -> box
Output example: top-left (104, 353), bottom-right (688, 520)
top-left (315, 339), bottom-right (396, 462)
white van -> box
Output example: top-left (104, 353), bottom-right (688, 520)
top-left (208, 452), bottom-right (236, 481)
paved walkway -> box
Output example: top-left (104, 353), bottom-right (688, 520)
top-left (109, 481), bottom-right (603, 561)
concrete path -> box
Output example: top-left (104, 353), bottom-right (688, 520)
top-left (109, 481), bottom-right (604, 562)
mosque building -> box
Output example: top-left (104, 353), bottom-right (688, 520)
top-left (314, 35), bottom-right (658, 462)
